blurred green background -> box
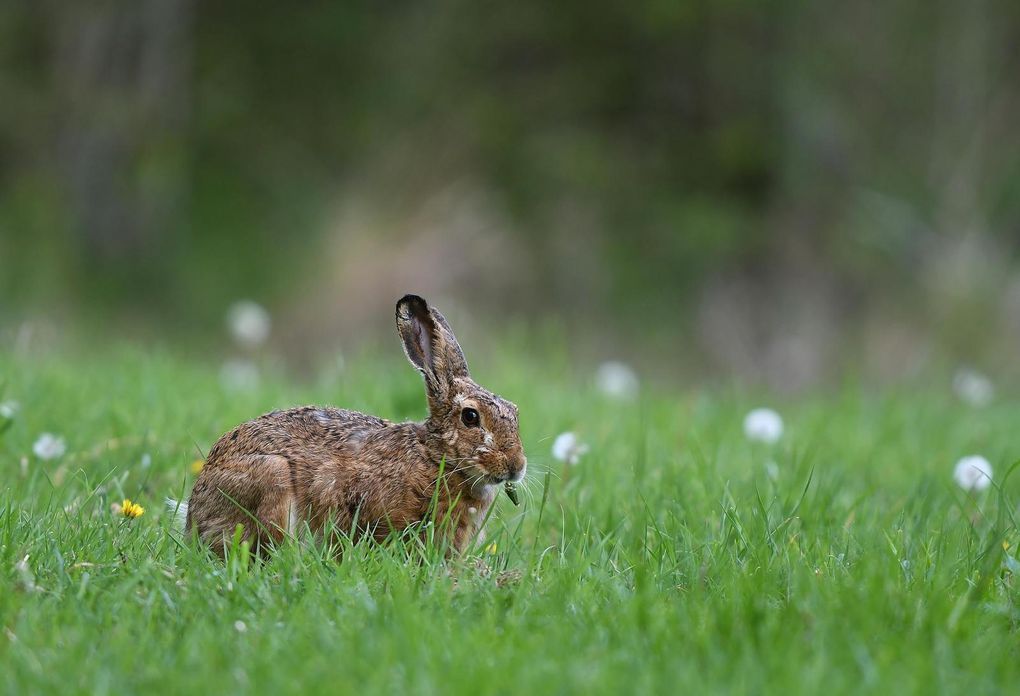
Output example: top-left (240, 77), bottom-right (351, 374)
top-left (2, 0), bottom-right (1020, 389)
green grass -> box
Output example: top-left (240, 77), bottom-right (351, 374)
top-left (2, 348), bottom-right (1020, 694)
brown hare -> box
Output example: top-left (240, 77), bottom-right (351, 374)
top-left (170, 294), bottom-right (526, 557)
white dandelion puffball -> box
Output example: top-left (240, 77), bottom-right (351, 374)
top-left (954, 455), bottom-right (993, 492)
top-left (596, 361), bottom-right (639, 400)
top-left (0, 400), bottom-right (19, 420)
top-left (227, 300), bottom-right (271, 348)
top-left (743, 408), bottom-right (783, 444)
top-left (552, 431), bottom-right (589, 465)
top-left (220, 359), bottom-right (260, 391)
top-left (952, 368), bottom-right (994, 408)
top-left (33, 433), bottom-right (66, 460)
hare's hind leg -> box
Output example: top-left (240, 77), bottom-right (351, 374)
top-left (248, 454), bottom-right (297, 555)
top-left (190, 454), bottom-right (295, 557)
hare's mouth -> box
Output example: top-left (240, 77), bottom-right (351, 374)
top-left (476, 460), bottom-right (526, 486)
top-left (452, 459), bottom-right (500, 486)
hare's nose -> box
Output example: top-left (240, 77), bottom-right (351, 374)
top-left (508, 454), bottom-right (527, 482)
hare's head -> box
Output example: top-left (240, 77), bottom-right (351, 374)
top-left (396, 294), bottom-right (526, 486)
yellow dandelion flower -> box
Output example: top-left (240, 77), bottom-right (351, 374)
top-left (190, 459), bottom-right (205, 474)
top-left (121, 499), bottom-right (145, 518)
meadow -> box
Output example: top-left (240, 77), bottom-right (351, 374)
top-left (1, 347), bottom-right (1019, 694)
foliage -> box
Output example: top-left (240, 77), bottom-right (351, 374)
top-left (2, 2), bottom-right (1020, 361)
top-left (1, 349), bottom-right (1019, 693)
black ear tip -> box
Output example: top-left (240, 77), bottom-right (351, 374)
top-left (396, 294), bottom-right (429, 319)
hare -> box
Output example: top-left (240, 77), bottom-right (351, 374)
top-left (174, 294), bottom-right (526, 557)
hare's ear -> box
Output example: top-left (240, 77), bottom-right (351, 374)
top-left (428, 308), bottom-right (470, 381)
top-left (396, 295), bottom-right (470, 406)
top-left (396, 295), bottom-right (440, 392)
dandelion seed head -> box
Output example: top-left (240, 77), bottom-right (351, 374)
top-left (0, 400), bottom-right (19, 420)
top-left (552, 431), bottom-right (589, 465)
top-left (743, 408), bottom-right (783, 444)
top-left (32, 433), bottom-right (66, 460)
top-left (954, 455), bottom-right (993, 492)
top-left (227, 300), bottom-right (271, 349)
top-left (595, 361), bottom-right (639, 400)
top-left (952, 368), bottom-right (994, 408)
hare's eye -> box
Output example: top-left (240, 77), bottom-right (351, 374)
top-left (461, 408), bottom-right (480, 427)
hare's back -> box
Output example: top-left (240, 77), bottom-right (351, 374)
top-left (208, 405), bottom-right (389, 462)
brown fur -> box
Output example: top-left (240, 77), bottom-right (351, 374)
top-left (185, 295), bottom-right (526, 557)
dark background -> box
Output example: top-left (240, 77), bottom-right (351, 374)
top-left (2, 0), bottom-right (1019, 389)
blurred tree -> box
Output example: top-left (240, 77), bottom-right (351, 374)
top-left (53, 0), bottom-right (191, 262)
top-left (0, 0), bottom-right (1019, 382)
